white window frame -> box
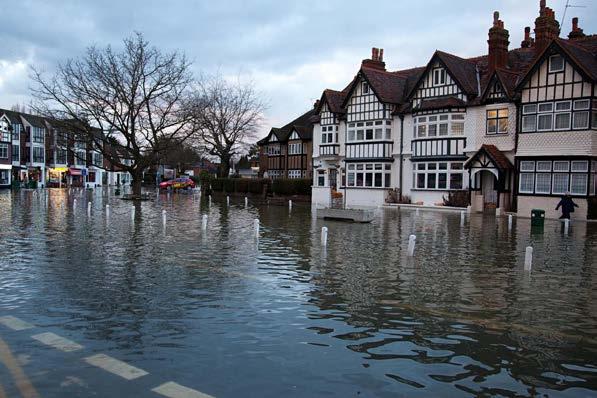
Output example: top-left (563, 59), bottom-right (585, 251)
top-left (548, 54), bottom-right (565, 73)
top-left (432, 68), bottom-right (446, 86)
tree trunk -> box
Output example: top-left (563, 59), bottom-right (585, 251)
top-left (219, 157), bottom-right (230, 178)
top-left (131, 170), bottom-right (144, 197)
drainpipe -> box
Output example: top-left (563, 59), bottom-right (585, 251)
top-left (343, 120), bottom-right (347, 210)
top-left (399, 114), bottom-right (404, 201)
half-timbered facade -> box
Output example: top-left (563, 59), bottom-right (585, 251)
top-left (257, 109), bottom-right (315, 180)
top-left (264, 1), bottom-right (597, 218)
top-left (514, 37), bottom-right (597, 219)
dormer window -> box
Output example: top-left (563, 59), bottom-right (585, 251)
top-left (362, 82), bottom-right (369, 94)
top-left (433, 68), bottom-right (446, 86)
top-left (548, 54), bottom-right (564, 73)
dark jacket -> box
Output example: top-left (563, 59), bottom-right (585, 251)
top-left (556, 196), bottom-right (579, 214)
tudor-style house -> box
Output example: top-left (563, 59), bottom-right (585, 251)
top-left (257, 109), bottom-right (315, 179)
top-left (304, 0), bottom-right (597, 219)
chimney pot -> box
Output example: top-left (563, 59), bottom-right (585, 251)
top-left (379, 48), bottom-right (384, 62)
top-left (493, 11), bottom-right (500, 26)
top-left (568, 16), bottom-right (585, 40)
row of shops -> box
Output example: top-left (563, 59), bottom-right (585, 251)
top-left (1, 165), bottom-right (131, 189)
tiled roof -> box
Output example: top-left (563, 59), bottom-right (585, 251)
top-left (360, 66), bottom-right (422, 105)
top-left (435, 51), bottom-right (480, 96)
top-left (258, 108), bottom-right (316, 145)
top-left (464, 144), bottom-right (513, 170)
top-left (556, 38), bottom-right (597, 80)
top-left (0, 109), bottom-right (24, 125)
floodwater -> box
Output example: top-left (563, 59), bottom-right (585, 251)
top-left (0, 188), bottom-right (596, 398)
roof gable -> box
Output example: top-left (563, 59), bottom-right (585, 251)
top-left (464, 144), bottom-right (513, 170)
top-left (516, 39), bottom-right (597, 90)
top-left (407, 51), bottom-right (479, 101)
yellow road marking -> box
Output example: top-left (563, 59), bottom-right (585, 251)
top-left (0, 335), bottom-right (40, 398)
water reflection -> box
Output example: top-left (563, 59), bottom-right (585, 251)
top-left (0, 189), bottom-right (596, 397)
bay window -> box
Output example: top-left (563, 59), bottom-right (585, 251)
top-left (347, 162), bottom-right (391, 188)
top-left (321, 125), bottom-right (338, 144)
top-left (347, 120), bottom-right (391, 142)
top-left (522, 99), bottom-right (592, 132)
top-left (413, 161), bottom-right (464, 190)
top-left (32, 146), bottom-right (44, 163)
top-left (11, 124), bottom-right (21, 141)
top-left (414, 113), bottom-right (464, 138)
top-left (32, 127), bottom-right (44, 143)
top-left (12, 145), bottom-right (19, 162)
top-left (518, 159), bottom-right (589, 195)
top-left (0, 143), bottom-right (8, 159)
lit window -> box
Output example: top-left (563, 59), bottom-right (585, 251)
top-left (486, 108), bottom-right (509, 134)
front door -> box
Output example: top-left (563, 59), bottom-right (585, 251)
top-left (481, 171), bottom-right (498, 211)
top-left (329, 169), bottom-right (337, 190)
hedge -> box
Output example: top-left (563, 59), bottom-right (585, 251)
top-left (204, 178), bottom-right (310, 196)
top-left (271, 178), bottom-right (312, 196)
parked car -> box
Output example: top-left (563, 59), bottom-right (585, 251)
top-left (159, 177), bottom-right (196, 190)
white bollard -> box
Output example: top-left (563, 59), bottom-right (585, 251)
top-left (162, 209), bottom-right (167, 225)
top-left (226, 195), bottom-right (230, 206)
top-left (73, 198), bottom-right (77, 207)
top-left (508, 214), bottom-right (513, 230)
top-left (415, 208), bottom-right (420, 216)
top-left (245, 196), bottom-right (248, 208)
top-left (254, 218), bottom-right (260, 238)
top-left (407, 234), bottom-right (416, 256)
top-left (208, 195), bottom-right (212, 207)
top-left (321, 226), bottom-right (328, 246)
top-left (524, 246), bottom-right (533, 271)
top-left (202, 214), bottom-right (208, 230)
top-left (460, 211), bottom-right (465, 226)
top-left (564, 219), bottom-right (570, 235)
top-left (105, 204), bottom-right (110, 218)
top-left (131, 205), bottom-right (135, 220)
top-left (87, 201), bottom-right (91, 216)
top-left (289, 200), bottom-right (293, 210)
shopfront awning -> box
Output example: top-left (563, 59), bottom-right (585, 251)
top-left (0, 164), bottom-right (11, 170)
top-left (68, 168), bottom-right (82, 176)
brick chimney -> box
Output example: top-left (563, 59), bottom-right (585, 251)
top-left (488, 11), bottom-right (510, 71)
top-left (534, 0), bottom-right (560, 53)
top-left (361, 47), bottom-right (386, 71)
top-left (568, 17), bottom-right (586, 40)
top-left (521, 26), bottom-right (534, 48)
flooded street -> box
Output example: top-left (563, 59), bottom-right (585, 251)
top-left (0, 188), bottom-right (596, 397)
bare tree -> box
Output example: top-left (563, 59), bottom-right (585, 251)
top-left (190, 75), bottom-right (266, 177)
top-left (30, 33), bottom-right (196, 197)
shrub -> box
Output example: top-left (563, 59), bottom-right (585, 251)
top-left (443, 191), bottom-right (469, 208)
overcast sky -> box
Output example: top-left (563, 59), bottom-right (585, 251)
top-left (0, 0), bottom-right (595, 139)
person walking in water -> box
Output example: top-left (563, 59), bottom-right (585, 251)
top-left (555, 192), bottom-right (578, 219)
